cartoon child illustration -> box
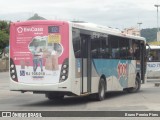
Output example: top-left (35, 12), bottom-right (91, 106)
top-left (32, 42), bottom-right (43, 72)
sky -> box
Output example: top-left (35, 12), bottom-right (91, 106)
top-left (0, 0), bottom-right (160, 29)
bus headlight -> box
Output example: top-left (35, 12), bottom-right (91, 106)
top-left (59, 58), bottom-right (69, 83)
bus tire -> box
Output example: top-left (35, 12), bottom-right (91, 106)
top-left (45, 93), bottom-right (64, 100)
top-left (96, 78), bottom-right (106, 101)
top-left (125, 75), bottom-right (141, 93)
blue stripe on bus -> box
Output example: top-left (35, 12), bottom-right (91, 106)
top-left (92, 59), bottom-right (132, 87)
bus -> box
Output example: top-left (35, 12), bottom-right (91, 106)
top-left (10, 20), bottom-right (146, 101)
top-left (146, 45), bottom-right (160, 78)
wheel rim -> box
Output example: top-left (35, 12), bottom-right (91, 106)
top-left (135, 79), bottom-right (138, 90)
top-left (100, 82), bottom-right (105, 98)
top-left (132, 78), bottom-right (140, 92)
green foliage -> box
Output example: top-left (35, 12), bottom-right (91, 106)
top-left (141, 28), bottom-right (157, 42)
top-left (0, 21), bottom-right (10, 51)
top-left (0, 31), bottom-right (9, 50)
top-left (0, 21), bottom-right (10, 34)
top-left (28, 13), bottom-right (46, 20)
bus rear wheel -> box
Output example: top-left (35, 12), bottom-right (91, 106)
top-left (96, 78), bottom-right (106, 101)
top-left (125, 76), bottom-right (141, 93)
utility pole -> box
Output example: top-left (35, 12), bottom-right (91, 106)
top-left (137, 22), bottom-right (142, 36)
top-left (154, 4), bottom-right (160, 32)
top-left (155, 4), bottom-right (160, 41)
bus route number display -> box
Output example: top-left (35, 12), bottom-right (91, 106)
top-left (48, 26), bottom-right (59, 33)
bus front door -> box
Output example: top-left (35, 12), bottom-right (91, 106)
top-left (80, 34), bottom-right (91, 94)
top-left (140, 42), bottom-right (145, 83)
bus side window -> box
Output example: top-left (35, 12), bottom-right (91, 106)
top-left (110, 36), bottom-right (119, 59)
top-left (119, 37), bottom-right (130, 60)
top-left (91, 37), bottom-right (99, 58)
top-left (128, 39), bottom-right (140, 60)
top-left (72, 30), bottom-right (81, 58)
top-left (128, 39), bottom-right (133, 59)
top-left (101, 36), bottom-right (110, 59)
top-left (133, 41), bottom-right (140, 60)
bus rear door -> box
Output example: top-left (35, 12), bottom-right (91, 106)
top-left (80, 34), bottom-right (92, 94)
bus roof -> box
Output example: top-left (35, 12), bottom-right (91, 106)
top-left (11, 20), bottom-right (68, 26)
top-left (11, 20), bottom-right (146, 42)
top-left (71, 21), bottom-right (146, 41)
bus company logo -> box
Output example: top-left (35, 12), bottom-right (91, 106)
top-left (117, 62), bottom-right (128, 79)
top-left (17, 27), bottom-right (23, 33)
top-left (17, 27), bottom-right (43, 33)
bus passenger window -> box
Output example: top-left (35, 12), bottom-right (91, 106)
top-left (91, 37), bottom-right (99, 58)
top-left (132, 41), bottom-right (140, 60)
top-left (101, 36), bottom-right (109, 59)
top-left (72, 30), bottom-right (81, 58)
top-left (109, 35), bottom-right (119, 59)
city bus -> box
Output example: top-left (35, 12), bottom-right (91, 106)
top-left (146, 45), bottom-right (160, 78)
top-left (10, 20), bottom-right (146, 101)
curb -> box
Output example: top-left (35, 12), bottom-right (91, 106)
top-left (155, 82), bottom-right (160, 87)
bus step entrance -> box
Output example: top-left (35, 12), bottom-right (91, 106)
top-left (80, 92), bottom-right (90, 96)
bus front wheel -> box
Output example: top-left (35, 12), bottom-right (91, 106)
top-left (125, 76), bottom-right (141, 93)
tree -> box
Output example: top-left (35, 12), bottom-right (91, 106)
top-left (28, 13), bottom-right (46, 20)
top-left (141, 28), bottom-right (157, 42)
top-left (0, 21), bottom-right (10, 53)
top-left (0, 31), bottom-right (9, 49)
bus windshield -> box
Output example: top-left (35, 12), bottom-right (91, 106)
top-left (148, 46), bottom-right (160, 62)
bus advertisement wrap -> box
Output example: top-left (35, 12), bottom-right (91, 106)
top-left (10, 23), bottom-right (69, 84)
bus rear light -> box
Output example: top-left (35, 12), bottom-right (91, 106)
top-left (63, 64), bottom-right (68, 69)
top-left (59, 58), bottom-right (69, 83)
top-left (12, 75), bottom-right (16, 79)
top-left (11, 70), bottom-right (15, 73)
top-left (62, 70), bottom-right (67, 74)
top-left (10, 58), bottom-right (18, 82)
top-left (11, 64), bottom-right (14, 68)
top-left (62, 76), bottom-right (66, 80)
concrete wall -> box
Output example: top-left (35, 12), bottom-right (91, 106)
top-left (0, 59), bottom-right (9, 72)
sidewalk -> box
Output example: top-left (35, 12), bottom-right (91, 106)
top-left (144, 79), bottom-right (160, 88)
top-left (0, 71), bottom-right (9, 75)
top-left (147, 79), bottom-right (160, 82)
top-left (0, 72), bottom-right (9, 81)
top-left (0, 58), bottom-right (9, 72)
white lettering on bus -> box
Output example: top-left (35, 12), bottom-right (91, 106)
top-left (17, 27), bottom-right (43, 33)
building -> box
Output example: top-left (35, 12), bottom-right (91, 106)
top-left (123, 27), bottom-right (140, 36)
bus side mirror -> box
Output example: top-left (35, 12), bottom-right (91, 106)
top-left (146, 43), bottom-right (150, 59)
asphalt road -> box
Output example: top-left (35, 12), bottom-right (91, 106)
top-left (0, 72), bottom-right (160, 119)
